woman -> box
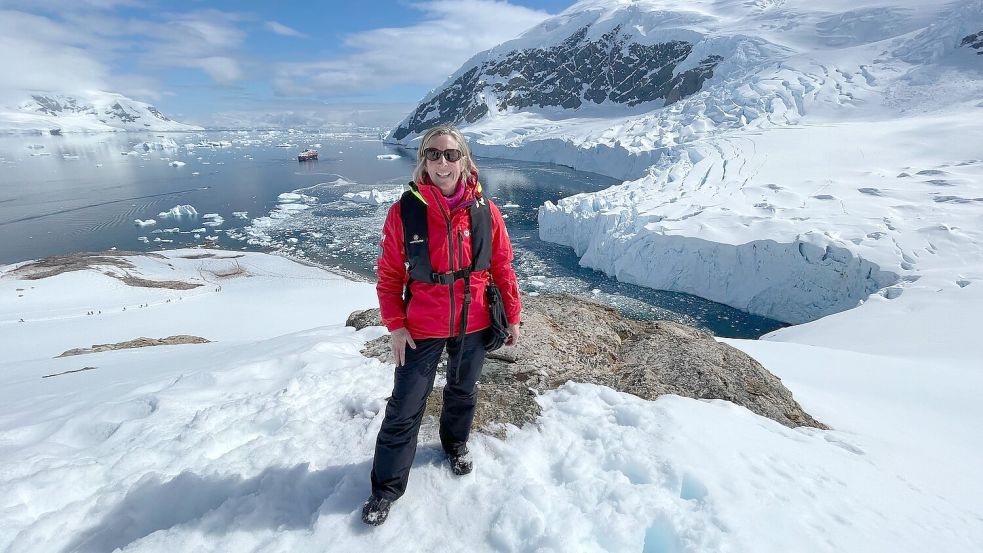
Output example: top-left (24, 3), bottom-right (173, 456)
top-left (362, 125), bottom-right (522, 526)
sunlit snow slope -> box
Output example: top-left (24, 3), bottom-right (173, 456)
top-left (390, 0), bottom-right (983, 327)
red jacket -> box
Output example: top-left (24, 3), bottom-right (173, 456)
top-left (376, 175), bottom-right (522, 339)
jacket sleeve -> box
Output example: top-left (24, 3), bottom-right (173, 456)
top-left (488, 200), bottom-right (522, 325)
top-left (376, 202), bottom-right (409, 331)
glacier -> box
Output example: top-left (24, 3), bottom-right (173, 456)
top-left (388, 0), bottom-right (983, 327)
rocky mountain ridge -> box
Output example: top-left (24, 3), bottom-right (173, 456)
top-left (390, 21), bottom-right (723, 141)
top-left (1, 91), bottom-right (202, 133)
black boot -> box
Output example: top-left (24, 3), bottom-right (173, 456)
top-left (361, 495), bottom-right (393, 526)
top-left (449, 450), bottom-right (473, 476)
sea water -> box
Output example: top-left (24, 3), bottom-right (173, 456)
top-left (0, 130), bottom-right (783, 338)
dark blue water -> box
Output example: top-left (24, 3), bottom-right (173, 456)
top-left (0, 131), bottom-right (784, 338)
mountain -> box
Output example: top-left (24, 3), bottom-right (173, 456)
top-left (388, 0), bottom-right (983, 336)
top-left (0, 91), bottom-right (203, 133)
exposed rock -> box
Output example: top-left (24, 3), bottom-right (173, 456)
top-left (42, 367), bottom-right (98, 379)
top-left (346, 308), bottom-right (382, 331)
top-left (391, 24), bottom-right (722, 141)
top-left (57, 335), bottom-right (211, 357)
top-left (350, 294), bottom-right (826, 437)
top-left (5, 251), bottom-right (203, 290)
top-left (962, 31), bottom-right (983, 54)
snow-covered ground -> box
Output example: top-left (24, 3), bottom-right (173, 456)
top-left (389, 0), bottom-right (983, 328)
top-left (1, 250), bottom-right (979, 552)
top-left (0, 91), bottom-right (202, 133)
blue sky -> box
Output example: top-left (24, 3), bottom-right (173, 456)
top-left (0, 0), bottom-right (575, 127)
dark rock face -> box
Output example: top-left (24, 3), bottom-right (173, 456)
top-left (31, 95), bottom-right (94, 116)
top-left (147, 106), bottom-right (172, 121)
top-left (962, 31), bottom-right (983, 54)
top-left (349, 293), bottom-right (825, 437)
top-left (105, 102), bottom-right (139, 123)
top-left (391, 25), bottom-right (722, 141)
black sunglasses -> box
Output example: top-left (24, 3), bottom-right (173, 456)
top-left (423, 148), bottom-right (463, 162)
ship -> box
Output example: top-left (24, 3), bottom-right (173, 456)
top-left (298, 149), bottom-right (318, 161)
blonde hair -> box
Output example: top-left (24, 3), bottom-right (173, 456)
top-left (411, 125), bottom-right (477, 185)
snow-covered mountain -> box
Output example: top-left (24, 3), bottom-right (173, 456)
top-left (388, 0), bottom-right (983, 333)
top-left (0, 91), bottom-right (203, 133)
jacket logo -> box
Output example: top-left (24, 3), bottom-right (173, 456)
top-left (463, 230), bottom-right (470, 237)
top-left (409, 234), bottom-right (425, 245)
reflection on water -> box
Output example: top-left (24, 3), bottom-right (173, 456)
top-left (0, 130), bottom-right (784, 338)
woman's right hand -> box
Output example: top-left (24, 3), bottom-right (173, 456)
top-left (390, 327), bottom-right (416, 367)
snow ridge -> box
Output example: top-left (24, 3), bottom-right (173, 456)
top-left (1, 91), bottom-right (203, 133)
top-left (391, 0), bottom-right (983, 325)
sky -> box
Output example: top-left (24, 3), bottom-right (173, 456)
top-left (0, 0), bottom-right (575, 127)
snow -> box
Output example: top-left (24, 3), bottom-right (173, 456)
top-left (2, 0), bottom-right (982, 549)
top-left (0, 91), bottom-right (202, 134)
top-left (0, 249), bottom-right (979, 551)
top-left (202, 214), bottom-right (224, 227)
top-left (389, 0), bottom-right (983, 330)
top-left (158, 205), bottom-right (198, 218)
top-left (342, 188), bottom-right (402, 206)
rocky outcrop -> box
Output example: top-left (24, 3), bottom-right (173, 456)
top-left (390, 24), bottom-right (722, 141)
top-left (962, 31), bottom-right (983, 54)
top-left (7, 251), bottom-right (202, 289)
top-left (57, 335), bottom-right (211, 357)
top-left (348, 294), bottom-right (825, 437)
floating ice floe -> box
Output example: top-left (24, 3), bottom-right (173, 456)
top-left (233, 211), bottom-right (249, 219)
top-left (376, 154), bottom-right (401, 160)
top-left (134, 219), bottom-right (157, 227)
top-left (277, 203), bottom-right (310, 213)
top-left (326, 177), bottom-right (356, 187)
top-left (202, 214), bottom-right (224, 227)
top-left (134, 138), bottom-right (178, 152)
top-left (185, 140), bottom-right (231, 149)
top-left (191, 172), bottom-right (200, 176)
top-left (159, 205), bottom-right (198, 218)
top-left (62, 154), bottom-right (79, 160)
top-left (150, 228), bottom-right (180, 234)
top-left (343, 188), bottom-right (402, 205)
top-left (137, 236), bottom-right (149, 243)
top-left (168, 160), bottom-right (186, 167)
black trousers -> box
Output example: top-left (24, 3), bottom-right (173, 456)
top-left (370, 330), bottom-right (487, 501)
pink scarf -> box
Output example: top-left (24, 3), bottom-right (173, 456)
top-left (443, 179), bottom-right (469, 211)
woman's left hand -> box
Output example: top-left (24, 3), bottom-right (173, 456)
top-left (505, 323), bottom-right (520, 346)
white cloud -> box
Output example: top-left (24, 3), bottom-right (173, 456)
top-left (0, 7), bottom-right (249, 106)
top-left (0, 10), bottom-right (113, 104)
top-left (135, 11), bottom-right (247, 84)
top-left (265, 21), bottom-right (308, 38)
top-left (272, 0), bottom-right (552, 98)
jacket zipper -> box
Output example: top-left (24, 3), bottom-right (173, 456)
top-left (438, 193), bottom-right (456, 338)
top-left (458, 229), bottom-right (466, 335)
